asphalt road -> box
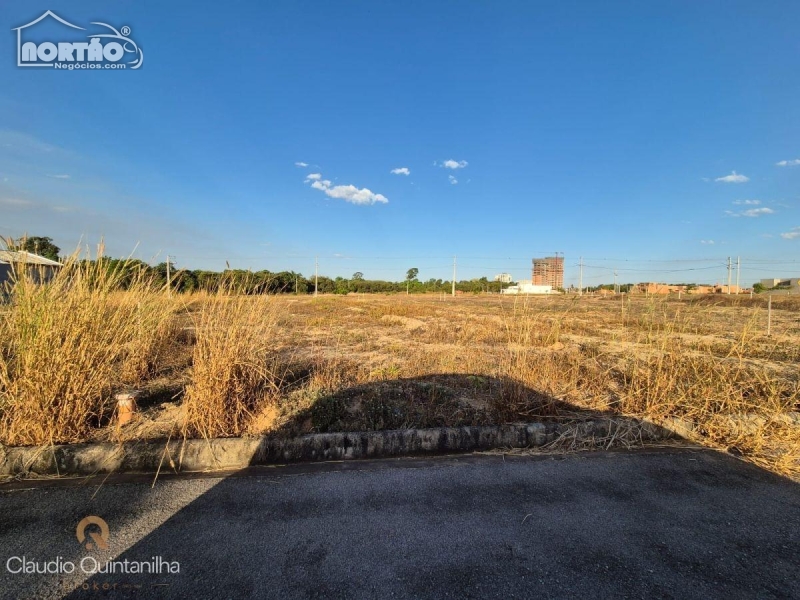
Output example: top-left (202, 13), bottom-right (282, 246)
top-left (0, 448), bottom-right (798, 599)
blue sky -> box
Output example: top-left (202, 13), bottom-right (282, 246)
top-left (2, 1), bottom-right (800, 287)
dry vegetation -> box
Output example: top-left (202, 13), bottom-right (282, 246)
top-left (0, 256), bottom-right (177, 446)
top-left (0, 259), bottom-right (798, 479)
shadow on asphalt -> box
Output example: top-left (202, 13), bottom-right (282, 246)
top-left (59, 449), bottom-right (800, 599)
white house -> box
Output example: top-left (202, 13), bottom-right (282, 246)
top-left (500, 279), bottom-right (554, 295)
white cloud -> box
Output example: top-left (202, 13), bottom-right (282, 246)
top-left (448, 175), bottom-right (458, 185)
top-left (305, 173), bottom-right (322, 181)
top-left (700, 240), bottom-right (715, 245)
top-left (715, 171), bottom-right (749, 183)
top-left (307, 175), bottom-right (388, 205)
top-left (780, 227), bottom-right (800, 240)
top-left (391, 167), bottom-right (410, 176)
top-left (295, 162), bottom-right (309, 167)
top-left (0, 197), bottom-right (32, 206)
top-left (441, 159), bottom-right (468, 170)
top-left (776, 159), bottom-right (800, 167)
top-left (727, 207), bottom-right (774, 218)
top-left (742, 207), bottom-right (774, 217)
top-left (48, 174), bottom-right (70, 179)
top-left (733, 199), bottom-right (760, 205)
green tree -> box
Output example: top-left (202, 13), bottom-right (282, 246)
top-left (352, 272), bottom-right (364, 280)
top-left (405, 267), bottom-right (418, 294)
top-left (14, 236), bottom-right (61, 261)
top-left (753, 282), bottom-right (765, 294)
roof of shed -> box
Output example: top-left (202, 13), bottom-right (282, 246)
top-left (0, 250), bottom-right (62, 267)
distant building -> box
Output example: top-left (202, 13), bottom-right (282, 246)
top-left (632, 282), bottom-right (747, 295)
top-left (501, 279), bottom-right (555, 295)
top-left (0, 250), bottom-right (62, 290)
top-left (634, 283), bottom-right (691, 295)
top-left (760, 278), bottom-right (800, 292)
top-left (693, 285), bottom-right (716, 295)
top-left (532, 256), bottom-right (564, 289)
top-left (494, 273), bottom-right (512, 283)
top-left (714, 284), bottom-right (745, 294)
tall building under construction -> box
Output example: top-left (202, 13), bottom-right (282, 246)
top-left (532, 256), bottom-right (564, 289)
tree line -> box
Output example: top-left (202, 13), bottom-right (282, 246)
top-left (127, 260), bottom-right (510, 295)
top-left (5, 237), bottom-right (514, 294)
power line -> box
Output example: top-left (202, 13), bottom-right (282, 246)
top-left (579, 264), bottom-right (725, 273)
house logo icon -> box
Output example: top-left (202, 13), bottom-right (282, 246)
top-left (13, 10), bottom-right (143, 70)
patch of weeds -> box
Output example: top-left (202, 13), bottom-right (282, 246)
top-left (370, 364), bottom-right (402, 380)
top-left (357, 381), bottom-right (485, 430)
top-left (309, 394), bottom-right (349, 431)
top-left (362, 396), bottom-right (407, 430)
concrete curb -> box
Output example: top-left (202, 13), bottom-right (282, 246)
top-left (0, 418), bottom-right (671, 478)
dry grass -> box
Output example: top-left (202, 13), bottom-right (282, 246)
top-left (0, 280), bottom-right (798, 480)
top-left (182, 290), bottom-right (282, 439)
top-left (0, 249), bottom-right (176, 445)
top-left (261, 294), bottom-right (798, 478)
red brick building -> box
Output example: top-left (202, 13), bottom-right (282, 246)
top-left (532, 256), bottom-right (564, 289)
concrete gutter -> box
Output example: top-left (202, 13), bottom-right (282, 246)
top-left (0, 418), bottom-right (671, 478)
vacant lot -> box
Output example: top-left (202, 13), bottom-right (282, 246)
top-left (1, 261), bottom-right (798, 479)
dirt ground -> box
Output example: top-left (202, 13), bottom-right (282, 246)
top-left (106, 294), bottom-right (800, 463)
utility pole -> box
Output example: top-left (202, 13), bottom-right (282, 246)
top-left (314, 256), bottom-right (318, 297)
top-left (735, 256), bottom-right (740, 294)
top-left (727, 257), bottom-right (732, 295)
top-left (579, 256), bottom-right (583, 296)
top-left (295, 275), bottom-right (298, 295)
top-left (451, 256), bottom-right (457, 297)
top-left (614, 270), bottom-right (618, 295)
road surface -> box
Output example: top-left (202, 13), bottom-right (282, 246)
top-left (0, 448), bottom-right (798, 599)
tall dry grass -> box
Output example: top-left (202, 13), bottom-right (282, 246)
top-left (491, 299), bottom-right (799, 477)
top-left (0, 248), bottom-right (177, 446)
top-left (182, 290), bottom-right (282, 439)
top-left (617, 317), bottom-right (799, 477)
